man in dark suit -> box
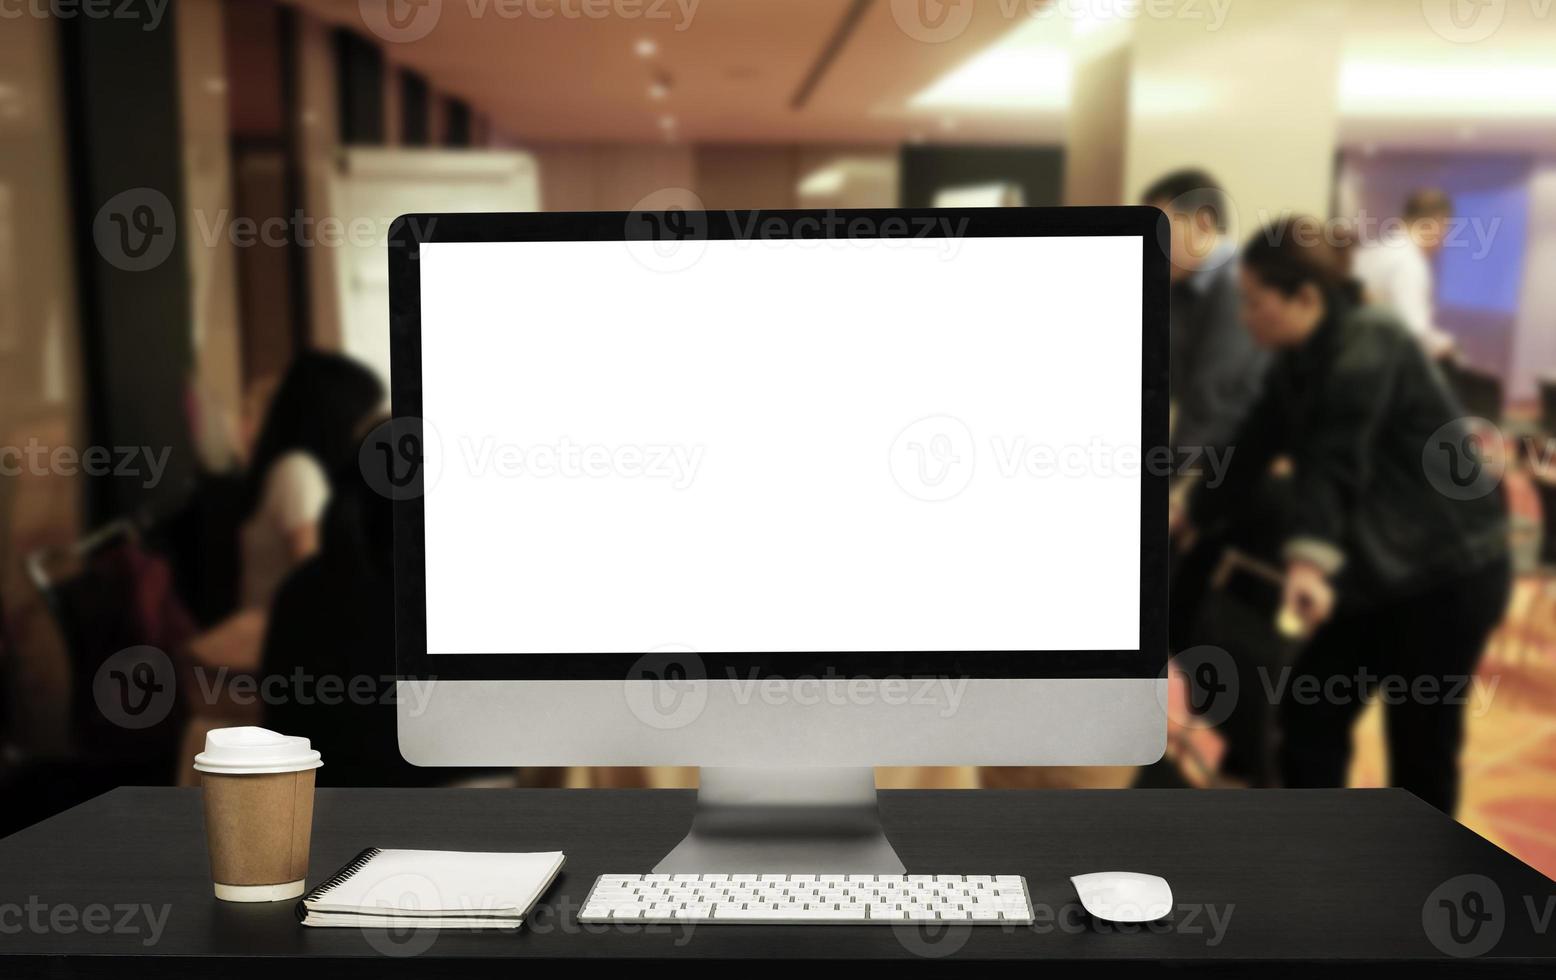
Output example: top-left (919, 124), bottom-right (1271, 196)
top-left (1143, 169), bottom-right (1269, 458)
top-left (1144, 170), bottom-right (1275, 786)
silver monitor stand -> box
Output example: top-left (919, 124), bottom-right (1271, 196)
top-left (653, 767), bottom-right (906, 874)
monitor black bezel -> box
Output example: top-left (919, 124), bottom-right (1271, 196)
top-left (389, 206), bottom-right (1170, 681)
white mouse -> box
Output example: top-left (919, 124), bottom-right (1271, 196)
top-left (1070, 871), bottom-right (1174, 923)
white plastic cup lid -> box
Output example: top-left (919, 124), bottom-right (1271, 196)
top-left (193, 726), bottom-right (323, 775)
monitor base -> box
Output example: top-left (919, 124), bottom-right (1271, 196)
top-left (652, 766), bottom-right (907, 874)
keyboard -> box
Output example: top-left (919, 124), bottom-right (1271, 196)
top-left (578, 873), bottom-right (1035, 924)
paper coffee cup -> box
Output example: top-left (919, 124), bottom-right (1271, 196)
top-left (194, 727), bottom-right (322, 902)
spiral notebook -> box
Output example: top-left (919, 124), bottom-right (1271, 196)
top-left (297, 848), bottom-right (566, 929)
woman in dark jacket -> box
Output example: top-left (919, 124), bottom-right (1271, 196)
top-left (1177, 216), bottom-right (1510, 814)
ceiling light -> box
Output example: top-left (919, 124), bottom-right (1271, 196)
top-left (658, 114), bottom-right (676, 130)
top-left (1339, 60), bottom-right (1556, 117)
top-left (908, 19), bottom-right (1071, 112)
top-left (649, 82), bottom-right (669, 101)
top-left (635, 39), bottom-right (658, 58)
top-left (1071, 1), bottom-right (1127, 37)
top-left (798, 167), bottom-right (846, 197)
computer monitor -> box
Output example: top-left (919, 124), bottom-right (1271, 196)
top-left (388, 207), bottom-right (1169, 872)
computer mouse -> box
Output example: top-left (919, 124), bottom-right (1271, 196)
top-left (1069, 871), bottom-right (1174, 923)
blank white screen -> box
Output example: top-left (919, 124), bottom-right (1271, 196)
top-left (419, 235), bottom-right (1141, 654)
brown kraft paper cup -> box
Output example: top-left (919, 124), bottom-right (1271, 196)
top-left (199, 767), bottom-right (316, 902)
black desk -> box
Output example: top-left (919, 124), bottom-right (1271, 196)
top-left (0, 787), bottom-right (1551, 977)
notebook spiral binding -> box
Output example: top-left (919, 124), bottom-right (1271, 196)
top-left (301, 847), bottom-right (383, 905)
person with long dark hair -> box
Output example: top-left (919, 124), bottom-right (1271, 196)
top-left (1175, 216), bottom-right (1510, 814)
top-left (260, 426), bottom-right (435, 786)
top-left (238, 351), bottom-right (384, 610)
top-left (260, 424), bottom-right (521, 787)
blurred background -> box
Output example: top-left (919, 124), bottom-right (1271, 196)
top-left (2, 0), bottom-right (1554, 875)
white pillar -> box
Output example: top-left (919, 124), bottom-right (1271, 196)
top-left (1120, 2), bottom-right (1344, 233)
top-left (1509, 161), bottom-right (1556, 402)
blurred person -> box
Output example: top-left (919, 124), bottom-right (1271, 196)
top-left (1145, 171), bottom-right (1275, 786)
top-left (1178, 216), bottom-right (1510, 814)
top-left (239, 352), bottom-right (384, 610)
top-left (994, 173), bottom-right (1272, 792)
top-left (261, 425), bottom-right (539, 788)
top-left (239, 374), bottom-right (283, 465)
top-left (1353, 188), bottom-right (1457, 360)
top-left (261, 425), bottom-right (440, 786)
top-left (1143, 169), bottom-right (1270, 457)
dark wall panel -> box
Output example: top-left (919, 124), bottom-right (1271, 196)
top-left (227, 2), bottom-right (311, 379)
top-left (443, 98), bottom-right (471, 148)
top-left (60, 1), bottom-right (196, 521)
top-left (400, 70), bottom-right (430, 147)
top-left (899, 145), bottom-right (1066, 209)
top-left (334, 30), bottom-right (385, 146)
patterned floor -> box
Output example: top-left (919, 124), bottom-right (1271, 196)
top-left (1350, 572), bottom-right (1556, 880)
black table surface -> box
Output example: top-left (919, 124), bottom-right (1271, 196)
top-left (0, 786), bottom-right (1551, 977)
